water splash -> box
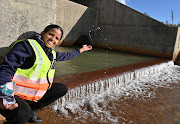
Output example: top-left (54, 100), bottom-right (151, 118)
top-left (88, 25), bottom-right (101, 44)
top-left (88, 26), bottom-right (107, 45)
top-left (50, 61), bottom-right (180, 123)
top-left (88, 26), bottom-right (110, 76)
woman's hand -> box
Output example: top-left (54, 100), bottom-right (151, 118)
top-left (80, 44), bottom-right (92, 53)
top-left (0, 99), bottom-right (18, 110)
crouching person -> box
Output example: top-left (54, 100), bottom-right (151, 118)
top-left (0, 24), bottom-right (92, 124)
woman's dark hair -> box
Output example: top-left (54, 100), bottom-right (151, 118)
top-left (43, 24), bottom-right (63, 40)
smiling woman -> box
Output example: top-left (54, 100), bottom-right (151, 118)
top-left (41, 24), bottom-right (63, 48)
top-left (0, 24), bottom-right (92, 124)
top-left (41, 28), bottom-right (62, 48)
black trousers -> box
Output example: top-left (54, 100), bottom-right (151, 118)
top-left (0, 83), bottom-right (68, 124)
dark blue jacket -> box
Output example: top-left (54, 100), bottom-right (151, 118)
top-left (0, 34), bottom-right (80, 85)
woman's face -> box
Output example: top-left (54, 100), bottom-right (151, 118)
top-left (41, 28), bottom-right (62, 48)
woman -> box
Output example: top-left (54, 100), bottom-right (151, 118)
top-left (0, 24), bottom-right (92, 124)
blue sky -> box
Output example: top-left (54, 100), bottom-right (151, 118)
top-left (116, 0), bottom-right (180, 25)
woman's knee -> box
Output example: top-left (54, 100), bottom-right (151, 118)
top-left (54, 83), bottom-right (68, 92)
top-left (15, 107), bottom-right (31, 124)
top-left (15, 96), bottom-right (31, 123)
top-left (3, 96), bottom-right (31, 124)
top-left (61, 83), bottom-right (68, 94)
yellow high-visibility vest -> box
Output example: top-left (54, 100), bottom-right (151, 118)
top-left (12, 39), bottom-right (56, 102)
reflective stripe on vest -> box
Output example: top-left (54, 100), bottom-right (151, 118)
top-left (12, 39), bottom-right (56, 101)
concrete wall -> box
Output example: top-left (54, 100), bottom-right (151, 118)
top-left (56, 0), bottom-right (97, 46)
top-left (70, 0), bottom-right (178, 59)
top-left (96, 0), bottom-right (178, 59)
top-left (0, 0), bottom-right (96, 55)
top-left (56, 0), bottom-right (87, 45)
top-left (173, 27), bottom-right (180, 64)
top-left (0, 0), bottom-right (57, 57)
top-left (0, 0), bottom-right (179, 61)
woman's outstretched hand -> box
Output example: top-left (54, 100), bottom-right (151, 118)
top-left (80, 44), bottom-right (92, 53)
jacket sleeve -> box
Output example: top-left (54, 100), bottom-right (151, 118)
top-left (0, 41), bottom-right (33, 85)
top-left (0, 41), bottom-right (32, 105)
top-left (56, 49), bottom-right (81, 61)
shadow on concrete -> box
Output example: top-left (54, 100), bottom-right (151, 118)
top-left (74, 35), bottom-right (92, 45)
top-left (17, 31), bottom-right (37, 41)
top-left (0, 31), bottom-right (37, 64)
top-left (9, 31), bottom-right (37, 48)
top-left (61, 8), bottom-right (96, 46)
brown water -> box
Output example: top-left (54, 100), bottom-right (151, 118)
top-left (50, 60), bottom-right (180, 124)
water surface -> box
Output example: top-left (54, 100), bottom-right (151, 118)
top-left (54, 45), bottom-right (159, 77)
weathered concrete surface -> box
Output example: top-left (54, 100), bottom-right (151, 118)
top-left (56, 0), bottom-right (87, 45)
top-left (0, 0), bottom-right (56, 57)
top-left (69, 0), bottom-right (178, 60)
top-left (56, 0), bottom-right (97, 46)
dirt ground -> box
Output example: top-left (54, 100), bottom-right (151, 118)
top-left (0, 107), bottom-right (78, 124)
